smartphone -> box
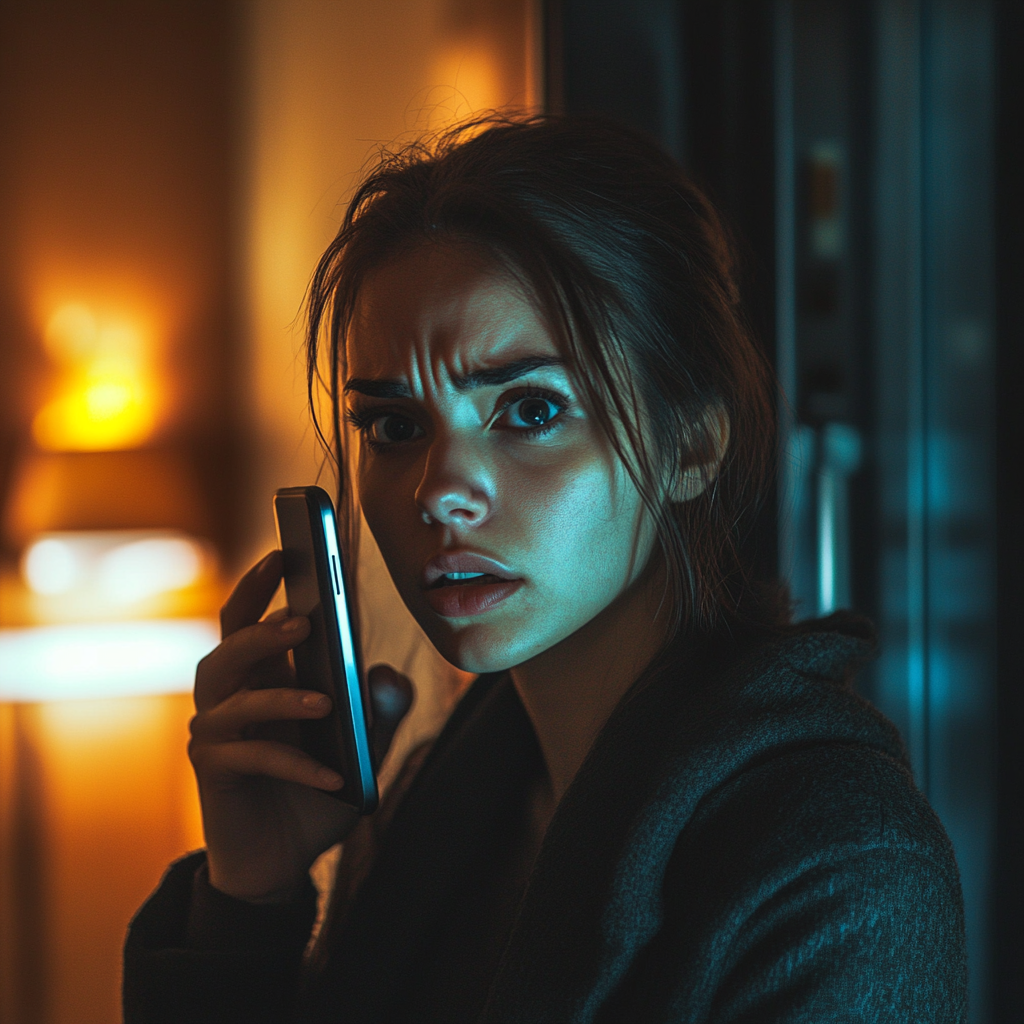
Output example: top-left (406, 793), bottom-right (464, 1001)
top-left (273, 486), bottom-right (378, 814)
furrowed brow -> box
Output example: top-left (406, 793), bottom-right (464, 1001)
top-left (343, 357), bottom-right (564, 399)
top-left (451, 356), bottom-right (564, 391)
top-left (343, 378), bottom-right (412, 398)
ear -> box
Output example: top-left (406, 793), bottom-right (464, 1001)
top-left (671, 405), bottom-right (731, 503)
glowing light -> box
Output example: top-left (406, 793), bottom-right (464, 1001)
top-left (23, 537), bottom-right (82, 594)
top-left (45, 303), bottom-right (100, 363)
top-left (0, 619), bottom-right (219, 701)
top-left (97, 536), bottom-right (202, 602)
top-left (86, 379), bottom-right (133, 418)
top-left (32, 370), bottom-right (156, 451)
top-left (34, 306), bottom-right (158, 451)
top-left (21, 531), bottom-right (208, 608)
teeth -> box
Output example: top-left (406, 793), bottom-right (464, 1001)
top-left (445, 572), bottom-right (486, 580)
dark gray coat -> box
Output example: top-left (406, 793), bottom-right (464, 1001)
top-left (124, 615), bottom-right (966, 1023)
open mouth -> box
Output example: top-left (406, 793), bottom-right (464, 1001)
top-left (431, 572), bottom-right (505, 588)
top-left (422, 553), bottom-right (522, 617)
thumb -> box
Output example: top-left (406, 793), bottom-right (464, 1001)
top-left (367, 664), bottom-right (414, 769)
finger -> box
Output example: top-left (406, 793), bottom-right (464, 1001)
top-left (192, 738), bottom-right (343, 791)
top-left (220, 551), bottom-right (283, 639)
top-left (195, 615), bottom-right (310, 712)
top-left (246, 649), bottom-right (294, 692)
top-left (247, 609), bottom-right (294, 689)
top-left (367, 664), bottom-right (414, 768)
top-left (247, 609), bottom-right (294, 690)
top-left (191, 687), bottom-right (331, 742)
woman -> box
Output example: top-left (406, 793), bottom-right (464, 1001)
top-left (124, 116), bottom-right (965, 1023)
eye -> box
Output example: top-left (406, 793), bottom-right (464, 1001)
top-left (512, 397), bottom-right (556, 427)
top-left (372, 414), bottom-right (422, 443)
top-left (500, 393), bottom-right (566, 431)
top-left (348, 409), bottom-right (424, 446)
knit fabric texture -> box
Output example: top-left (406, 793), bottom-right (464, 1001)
top-left (124, 615), bottom-right (966, 1023)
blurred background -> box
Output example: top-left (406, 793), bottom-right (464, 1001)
top-left (0, 2), bottom-right (1019, 1022)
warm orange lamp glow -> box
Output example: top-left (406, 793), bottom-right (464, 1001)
top-left (32, 373), bottom-right (156, 451)
top-left (429, 43), bottom-right (501, 128)
top-left (32, 304), bottom-right (159, 452)
top-left (44, 302), bottom-right (101, 363)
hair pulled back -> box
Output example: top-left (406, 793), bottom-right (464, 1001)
top-left (307, 114), bottom-right (778, 637)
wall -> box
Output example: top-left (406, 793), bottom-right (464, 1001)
top-left (0, 3), bottom-right (537, 1022)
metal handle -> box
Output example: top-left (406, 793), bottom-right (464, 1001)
top-left (816, 422), bottom-right (862, 615)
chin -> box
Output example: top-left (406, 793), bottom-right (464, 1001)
top-left (418, 616), bottom-right (549, 676)
top-left (423, 624), bottom-right (520, 675)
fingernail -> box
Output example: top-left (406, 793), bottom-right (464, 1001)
top-left (302, 692), bottom-right (329, 708)
top-left (281, 616), bottom-right (305, 633)
top-left (258, 551), bottom-right (277, 571)
top-left (317, 767), bottom-right (342, 787)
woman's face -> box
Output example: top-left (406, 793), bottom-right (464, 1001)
top-left (346, 242), bottom-right (656, 673)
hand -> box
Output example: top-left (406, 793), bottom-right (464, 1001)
top-left (188, 551), bottom-right (413, 902)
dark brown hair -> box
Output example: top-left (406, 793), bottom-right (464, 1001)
top-left (306, 114), bottom-right (778, 637)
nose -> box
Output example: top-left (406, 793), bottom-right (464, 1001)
top-left (414, 434), bottom-right (492, 528)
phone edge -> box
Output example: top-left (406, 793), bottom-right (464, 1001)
top-left (274, 485), bottom-right (379, 814)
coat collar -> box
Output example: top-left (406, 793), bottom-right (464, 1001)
top-left (307, 617), bottom-right (886, 1023)
top-left (483, 617), bottom-right (890, 1022)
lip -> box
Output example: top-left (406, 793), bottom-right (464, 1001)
top-left (422, 551), bottom-right (517, 588)
top-left (422, 551), bottom-right (523, 618)
top-left (425, 578), bottom-right (523, 617)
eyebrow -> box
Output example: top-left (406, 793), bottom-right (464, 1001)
top-left (343, 356), bottom-right (565, 398)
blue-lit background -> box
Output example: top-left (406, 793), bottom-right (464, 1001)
top-left (554, 0), bottom-right (1010, 1019)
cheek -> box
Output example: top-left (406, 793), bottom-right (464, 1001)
top-left (357, 437), bottom-right (649, 629)
top-left (502, 449), bottom-right (647, 588)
